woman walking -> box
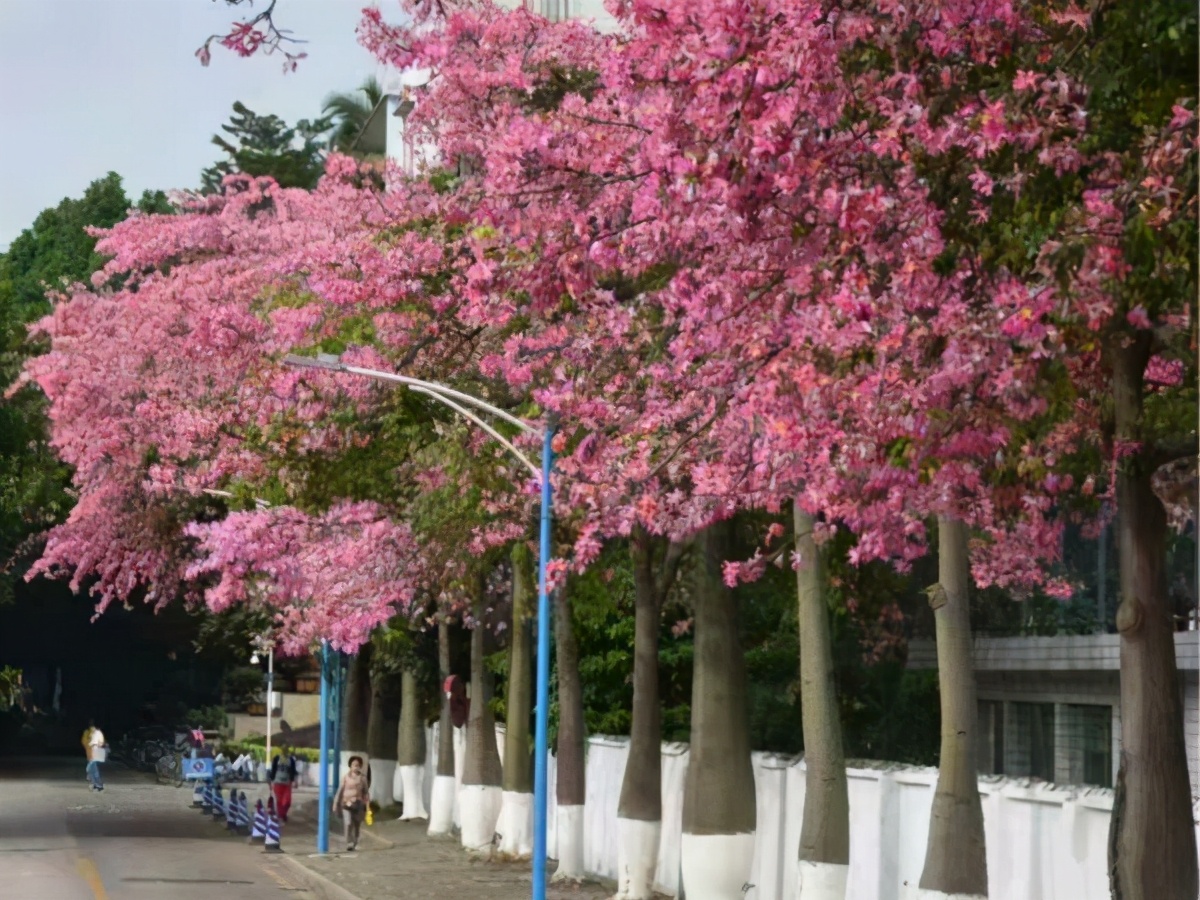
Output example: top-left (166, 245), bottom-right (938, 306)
top-left (333, 755), bottom-right (370, 851)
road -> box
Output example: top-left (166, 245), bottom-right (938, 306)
top-left (0, 757), bottom-right (331, 899)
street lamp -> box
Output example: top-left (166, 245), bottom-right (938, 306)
top-left (251, 634), bottom-right (276, 774)
top-left (283, 353), bottom-right (556, 900)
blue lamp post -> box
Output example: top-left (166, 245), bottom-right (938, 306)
top-left (283, 353), bottom-right (556, 900)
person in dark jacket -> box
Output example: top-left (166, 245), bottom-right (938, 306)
top-left (269, 746), bottom-right (298, 822)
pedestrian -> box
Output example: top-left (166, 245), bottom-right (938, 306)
top-left (269, 745), bottom-right (297, 823)
top-left (81, 720), bottom-right (95, 783)
top-left (86, 721), bottom-right (107, 791)
top-left (333, 755), bottom-right (370, 851)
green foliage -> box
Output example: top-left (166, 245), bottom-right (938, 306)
top-left (323, 77), bottom-right (384, 154)
top-left (191, 605), bottom-right (273, 664)
top-left (220, 666), bottom-right (265, 709)
top-left (183, 705), bottom-right (229, 730)
top-left (223, 736), bottom-right (321, 763)
top-left (0, 666), bottom-right (22, 712)
top-left (200, 101), bottom-right (332, 193)
top-left (552, 542), bottom-right (694, 742)
top-left (0, 173), bottom-right (165, 600)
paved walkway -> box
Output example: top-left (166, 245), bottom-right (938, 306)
top-left (284, 802), bottom-right (614, 900)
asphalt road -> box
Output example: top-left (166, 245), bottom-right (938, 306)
top-left (0, 757), bottom-right (329, 900)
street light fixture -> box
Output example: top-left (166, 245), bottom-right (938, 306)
top-left (283, 352), bottom-right (557, 900)
top-left (251, 633), bottom-right (277, 774)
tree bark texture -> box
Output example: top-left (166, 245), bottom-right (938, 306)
top-left (436, 618), bottom-right (455, 778)
top-left (462, 590), bottom-right (503, 788)
top-left (341, 645), bottom-right (372, 753)
top-left (619, 528), bottom-right (666, 823)
top-left (1107, 337), bottom-right (1198, 900)
top-left (555, 585), bottom-right (585, 808)
top-left (681, 520), bottom-right (756, 837)
top-left (366, 669), bottom-right (400, 762)
top-left (398, 666), bottom-right (426, 767)
top-left (918, 516), bottom-right (988, 896)
top-left (794, 504), bottom-right (850, 868)
top-left (503, 544), bottom-right (534, 794)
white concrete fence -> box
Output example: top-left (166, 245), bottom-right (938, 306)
top-left (306, 724), bottom-right (1200, 900)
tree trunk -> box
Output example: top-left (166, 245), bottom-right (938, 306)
top-left (617, 528), bottom-right (670, 899)
top-left (499, 544), bottom-right (535, 858)
top-left (554, 585), bottom-right (587, 881)
top-left (1107, 338), bottom-right (1198, 900)
top-left (461, 584), bottom-right (503, 854)
top-left (397, 666), bottom-right (428, 820)
top-left (918, 515), bottom-right (987, 897)
top-left (341, 645), bottom-right (372, 781)
top-left (428, 618), bottom-right (456, 836)
top-left (795, 504), bottom-right (850, 900)
top-left (366, 668), bottom-right (400, 807)
top-left (681, 520), bottom-right (756, 900)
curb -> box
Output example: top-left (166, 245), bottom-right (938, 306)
top-left (276, 854), bottom-right (365, 900)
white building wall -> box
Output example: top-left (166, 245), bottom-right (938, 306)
top-left (410, 728), bottom-right (1198, 899)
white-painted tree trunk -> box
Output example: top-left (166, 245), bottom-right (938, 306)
top-left (370, 757), bottom-right (396, 807)
top-left (397, 764), bottom-right (428, 819)
top-left (680, 834), bottom-right (756, 900)
top-left (459, 784), bottom-right (502, 854)
top-left (553, 805), bottom-right (586, 881)
top-left (616, 817), bottom-right (662, 898)
top-left (428, 774), bottom-right (457, 836)
top-left (798, 861), bottom-right (850, 900)
top-left (496, 790), bottom-right (534, 858)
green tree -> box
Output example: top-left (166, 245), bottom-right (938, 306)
top-left (323, 77), bottom-right (383, 154)
top-left (0, 174), bottom-right (168, 600)
top-left (200, 101), bottom-right (332, 193)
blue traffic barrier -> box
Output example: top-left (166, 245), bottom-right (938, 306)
top-left (248, 799), bottom-right (267, 843)
top-left (235, 791), bottom-right (251, 835)
top-left (264, 811), bottom-right (283, 853)
top-left (211, 786), bottom-right (225, 823)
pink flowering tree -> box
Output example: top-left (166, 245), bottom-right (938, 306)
top-left (355, 2), bottom-right (1197, 897)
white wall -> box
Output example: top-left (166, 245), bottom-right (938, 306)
top-left (406, 729), bottom-right (1200, 900)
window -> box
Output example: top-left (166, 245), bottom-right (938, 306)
top-left (1009, 702), bottom-right (1055, 781)
top-left (977, 700), bottom-right (1004, 775)
top-left (1067, 704), bottom-right (1113, 788)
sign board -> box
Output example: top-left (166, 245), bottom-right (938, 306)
top-left (184, 756), bottom-right (215, 781)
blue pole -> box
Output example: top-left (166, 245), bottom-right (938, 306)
top-left (332, 654), bottom-right (344, 797)
top-left (532, 424), bottom-right (555, 900)
top-left (317, 642), bottom-right (331, 854)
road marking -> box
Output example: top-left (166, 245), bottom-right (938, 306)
top-left (76, 856), bottom-right (109, 900)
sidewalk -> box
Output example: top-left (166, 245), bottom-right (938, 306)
top-left (282, 801), bottom-right (613, 900)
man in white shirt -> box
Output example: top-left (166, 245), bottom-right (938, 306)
top-left (86, 723), bottom-right (106, 791)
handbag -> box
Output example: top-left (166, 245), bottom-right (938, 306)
top-left (91, 746), bottom-right (107, 763)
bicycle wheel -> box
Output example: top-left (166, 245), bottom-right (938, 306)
top-left (155, 753), bottom-right (176, 784)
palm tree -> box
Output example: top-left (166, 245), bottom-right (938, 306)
top-left (322, 77), bottom-right (384, 153)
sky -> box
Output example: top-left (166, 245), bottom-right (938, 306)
top-left (0, 0), bottom-right (387, 250)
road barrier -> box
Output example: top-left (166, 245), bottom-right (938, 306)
top-left (264, 810), bottom-right (283, 853)
top-left (211, 785), bottom-right (225, 823)
top-left (200, 782), bottom-right (213, 813)
top-left (235, 791), bottom-right (251, 835)
top-left (191, 781), bottom-right (205, 808)
top-left (249, 799), bottom-right (267, 843)
top-left (225, 788), bottom-right (238, 831)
